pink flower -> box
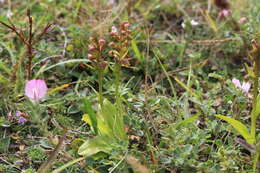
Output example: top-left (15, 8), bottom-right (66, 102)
top-left (219, 9), bottom-right (232, 18)
top-left (239, 17), bottom-right (247, 24)
top-left (25, 80), bottom-right (48, 102)
top-left (232, 78), bottom-right (251, 93)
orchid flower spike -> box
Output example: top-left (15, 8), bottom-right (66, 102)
top-left (25, 79), bottom-right (48, 102)
top-left (232, 78), bottom-right (251, 94)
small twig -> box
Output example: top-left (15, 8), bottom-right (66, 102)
top-left (26, 9), bottom-right (34, 79)
top-left (0, 9), bottom-right (53, 79)
top-left (36, 23), bottom-right (52, 41)
top-left (37, 129), bottom-right (68, 173)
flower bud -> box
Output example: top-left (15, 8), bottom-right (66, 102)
top-left (122, 22), bottom-right (130, 28)
top-left (89, 37), bottom-right (95, 42)
top-left (88, 44), bottom-right (97, 51)
top-left (108, 42), bottom-right (116, 48)
top-left (109, 50), bottom-right (119, 58)
top-left (111, 26), bottom-right (118, 34)
top-left (87, 53), bottom-right (95, 60)
top-left (99, 61), bottom-right (107, 69)
top-left (98, 39), bottom-right (106, 49)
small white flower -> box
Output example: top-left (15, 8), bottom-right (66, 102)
top-left (190, 20), bottom-right (199, 26)
top-left (111, 26), bottom-right (118, 34)
top-left (181, 22), bottom-right (186, 29)
top-left (6, 10), bottom-right (13, 18)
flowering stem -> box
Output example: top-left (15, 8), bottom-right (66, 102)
top-left (252, 60), bottom-right (260, 172)
top-left (98, 69), bottom-right (104, 107)
top-left (115, 63), bottom-right (122, 114)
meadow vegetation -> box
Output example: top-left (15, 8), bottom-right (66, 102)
top-left (0, 0), bottom-right (260, 172)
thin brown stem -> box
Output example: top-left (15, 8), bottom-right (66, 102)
top-left (37, 129), bottom-right (68, 173)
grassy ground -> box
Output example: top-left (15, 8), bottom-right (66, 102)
top-left (0, 0), bottom-right (260, 172)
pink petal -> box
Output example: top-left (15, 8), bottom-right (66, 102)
top-left (232, 78), bottom-right (242, 88)
top-left (241, 82), bottom-right (251, 93)
top-left (25, 79), bottom-right (48, 102)
top-left (219, 9), bottom-right (232, 18)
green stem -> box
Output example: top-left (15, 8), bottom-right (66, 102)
top-left (253, 152), bottom-right (259, 173)
top-left (252, 62), bottom-right (260, 172)
top-left (251, 77), bottom-right (258, 138)
top-left (98, 69), bottom-right (104, 107)
top-left (115, 63), bottom-right (122, 112)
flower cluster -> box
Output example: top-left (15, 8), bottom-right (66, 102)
top-left (108, 22), bottom-right (132, 66)
top-left (87, 37), bottom-right (108, 69)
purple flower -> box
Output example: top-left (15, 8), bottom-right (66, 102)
top-left (18, 117), bottom-right (27, 125)
top-left (232, 78), bottom-right (251, 93)
top-left (15, 111), bottom-right (28, 125)
top-left (16, 111), bottom-right (22, 117)
top-left (25, 80), bottom-right (48, 102)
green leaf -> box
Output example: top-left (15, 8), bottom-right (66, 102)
top-left (245, 63), bottom-right (255, 78)
top-left (0, 137), bottom-right (10, 153)
top-left (36, 59), bottom-right (91, 76)
top-left (215, 114), bottom-right (255, 144)
top-left (0, 60), bottom-right (11, 75)
top-left (78, 136), bottom-right (113, 156)
top-left (96, 117), bottom-right (112, 136)
top-left (175, 112), bottom-right (200, 129)
top-left (82, 98), bottom-right (98, 134)
top-left (254, 94), bottom-right (260, 117)
top-left (101, 100), bottom-right (127, 141)
top-left (0, 73), bottom-right (8, 84)
top-left (131, 40), bottom-right (143, 62)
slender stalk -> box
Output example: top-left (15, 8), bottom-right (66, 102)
top-left (252, 61), bottom-right (260, 173)
top-left (253, 152), bottom-right (260, 173)
top-left (251, 76), bottom-right (258, 138)
top-left (115, 63), bottom-right (122, 113)
top-left (98, 69), bottom-right (104, 107)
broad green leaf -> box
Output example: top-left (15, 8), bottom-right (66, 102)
top-left (78, 136), bottom-right (113, 156)
top-left (101, 100), bottom-right (127, 141)
top-left (215, 114), bottom-right (255, 144)
top-left (83, 99), bottom-right (98, 134)
top-left (96, 117), bottom-right (112, 136)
